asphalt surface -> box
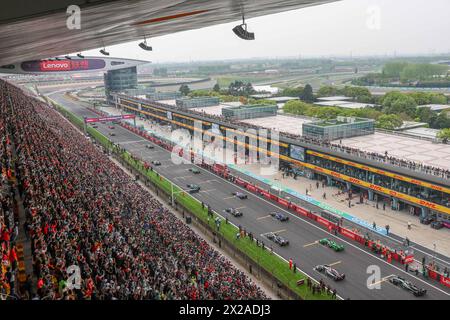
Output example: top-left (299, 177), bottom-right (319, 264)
top-left (47, 89), bottom-right (450, 300)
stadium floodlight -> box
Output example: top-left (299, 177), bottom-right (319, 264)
top-left (100, 47), bottom-right (110, 56)
top-left (232, 15), bottom-right (255, 40)
top-left (138, 36), bottom-right (152, 51)
top-left (77, 53), bottom-right (84, 58)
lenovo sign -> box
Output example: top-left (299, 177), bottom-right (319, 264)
top-left (41, 61), bottom-right (71, 71)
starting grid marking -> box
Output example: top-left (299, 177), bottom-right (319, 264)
top-left (199, 189), bottom-right (216, 193)
top-left (257, 215), bottom-right (271, 220)
top-left (261, 229), bottom-right (286, 237)
top-left (328, 260), bottom-right (342, 267)
top-left (174, 175), bottom-right (192, 180)
top-left (303, 241), bottom-right (319, 248)
top-left (197, 179), bottom-right (218, 184)
top-left (367, 274), bottom-right (396, 288)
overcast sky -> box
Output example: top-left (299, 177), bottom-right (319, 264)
top-left (84, 0), bottom-right (450, 63)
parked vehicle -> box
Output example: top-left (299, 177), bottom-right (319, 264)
top-left (420, 216), bottom-right (433, 225)
top-left (431, 221), bottom-right (443, 229)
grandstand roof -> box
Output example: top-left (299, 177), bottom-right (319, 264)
top-left (316, 96), bottom-right (352, 101)
top-left (337, 132), bottom-right (450, 171)
top-left (0, 0), bottom-right (339, 65)
top-left (314, 100), bottom-right (376, 109)
top-left (241, 114), bottom-right (311, 136)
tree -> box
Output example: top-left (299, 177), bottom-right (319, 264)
top-left (213, 83), bottom-right (220, 92)
top-left (382, 91), bottom-right (417, 118)
top-left (301, 84), bottom-right (314, 103)
top-left (283, 100), bottom-right (311, 115)
top-left (376, 114), bottom-right (403, 130)
top-left (317, 85), bottom-right (338, 97)
top-left (179, 84), bottom-right (191, 96)
top-left (228, 81), bottom-right (255, 97)
top-left (437, 128), bottom-right (450, 143)
top-left (431, 111), bottom-right (450, 129)
top-left (281, 87), bottom-right (304, 97)
top-left (415, 107), bottom-right (436, 124)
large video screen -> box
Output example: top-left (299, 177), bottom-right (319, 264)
top-left (290, 145), bottom-right (305, 161)
top-left (21, 59), bottom-right (106, 72)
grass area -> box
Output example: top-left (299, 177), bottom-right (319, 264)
top-left (52, 100), bottom-right (335, 300)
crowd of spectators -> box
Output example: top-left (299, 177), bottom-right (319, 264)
top-left (1, 80), bottom-right (267, 300)
top-left (0, 88), bottom-right (19, 299)
top-left (144, 97), bottom-right (450, 179)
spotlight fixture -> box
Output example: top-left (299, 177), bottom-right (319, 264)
top-left (232, 15), bottom-right (255, 40)
top-left (138, 35), bottom-right (152, 51)
top-left (77, 53), bottom-right (84, 58)
top-left (99, 47), bottom-right (110, 56)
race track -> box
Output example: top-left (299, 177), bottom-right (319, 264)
top-left (47, 90), bottom-right (450, 300)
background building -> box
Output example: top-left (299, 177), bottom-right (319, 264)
top-left (104, 66), bottom-right (137, 102)
top-left (176, 96), bottom-right (220, 109)
top-left (302, 116), bottom-right (375, 140)
top-left (222, 104), bottom-right (278, 120)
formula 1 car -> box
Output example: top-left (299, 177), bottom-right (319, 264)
top-left (145, 144), bottom-right (154, 149)
top-left (108, 132), bottom-right (115, 136)
top-left (232, 191), bottom-right (248, 199)
top-left (314, 265), bottom-right (345, 281)
top-left (319, 238), bottom-right (344, 252)
top-left (108, 125), bottom-right (115, 129)
top-left (265, 232), bottom-right (289, 246)
top-left (186, 184), bottom-right (201, 194)
top-left (270, 212), bottom-right (289, 222)
top-left (151, 160), bottom-right (161, 166)
top-left (389, 276), bottom-right (427, 297)
top-left (223, 207), bottom-right (243, 217)
top-left (188, 168), bottom-right (201, 174)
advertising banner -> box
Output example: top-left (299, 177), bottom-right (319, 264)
top-left (278, 198), bottom-right (289, 207)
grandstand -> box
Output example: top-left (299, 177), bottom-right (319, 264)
top-left (0, 79), bottom-right (267, 300)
